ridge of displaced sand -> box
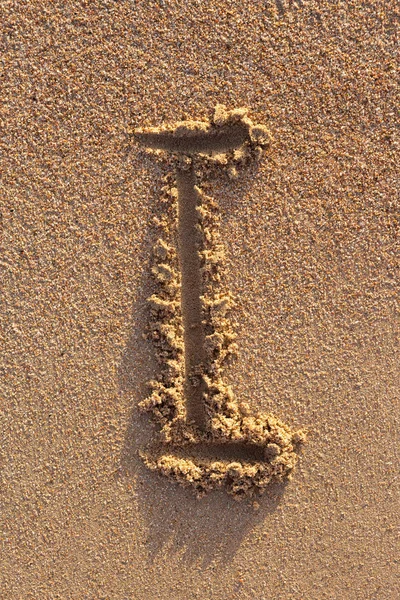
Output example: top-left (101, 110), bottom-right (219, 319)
top-left (137, 106), bottom-right (305, 499)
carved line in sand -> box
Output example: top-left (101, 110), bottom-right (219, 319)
top-left (135, 105), bottom-right (305, 499)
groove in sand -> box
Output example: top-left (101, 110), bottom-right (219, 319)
top-left (152, 442), bottom-right (268, 463)
top-left (176, 164), bottom-right (208, 431)
top-left (134, 120), bottom-right (250, 154)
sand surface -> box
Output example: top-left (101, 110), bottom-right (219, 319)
top-left (1, 1), bottom-right (399, 598)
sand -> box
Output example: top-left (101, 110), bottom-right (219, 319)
top-left (1, 0), bottom-right (399, 598)
top-left (135, 106), bottom-right (305, 499)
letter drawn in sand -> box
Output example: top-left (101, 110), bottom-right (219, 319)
top-left (134, 105), bottom-right (305, 499)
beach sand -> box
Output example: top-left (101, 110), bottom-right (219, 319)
top-left (1, 1), bottom-right (398, 598)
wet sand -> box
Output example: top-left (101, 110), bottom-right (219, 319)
top-left (1, 1), bottom-right (398, 598)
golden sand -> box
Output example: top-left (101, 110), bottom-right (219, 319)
top-left (1, 1), bottom-right (398, 598)
top-left (136, 105), bottom-right (305, 499)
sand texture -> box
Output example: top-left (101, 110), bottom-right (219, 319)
top-left (1, 1), bottom-right (399, 599)
top-left (136, 106), bottom-right (305, 499)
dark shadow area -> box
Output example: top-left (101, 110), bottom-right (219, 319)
top-left (275, 0), bottom-right (285, 17)
top-left (134, 120), bottom-right (249, 153)
top-left (176, 165), bottom-right (208, 430)
top-left (147, 441), bottom-right (269, 463)
top-left (118, 154), bottom-right (161, 454)
top-left (120, 450), bottom-right (288, 568)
